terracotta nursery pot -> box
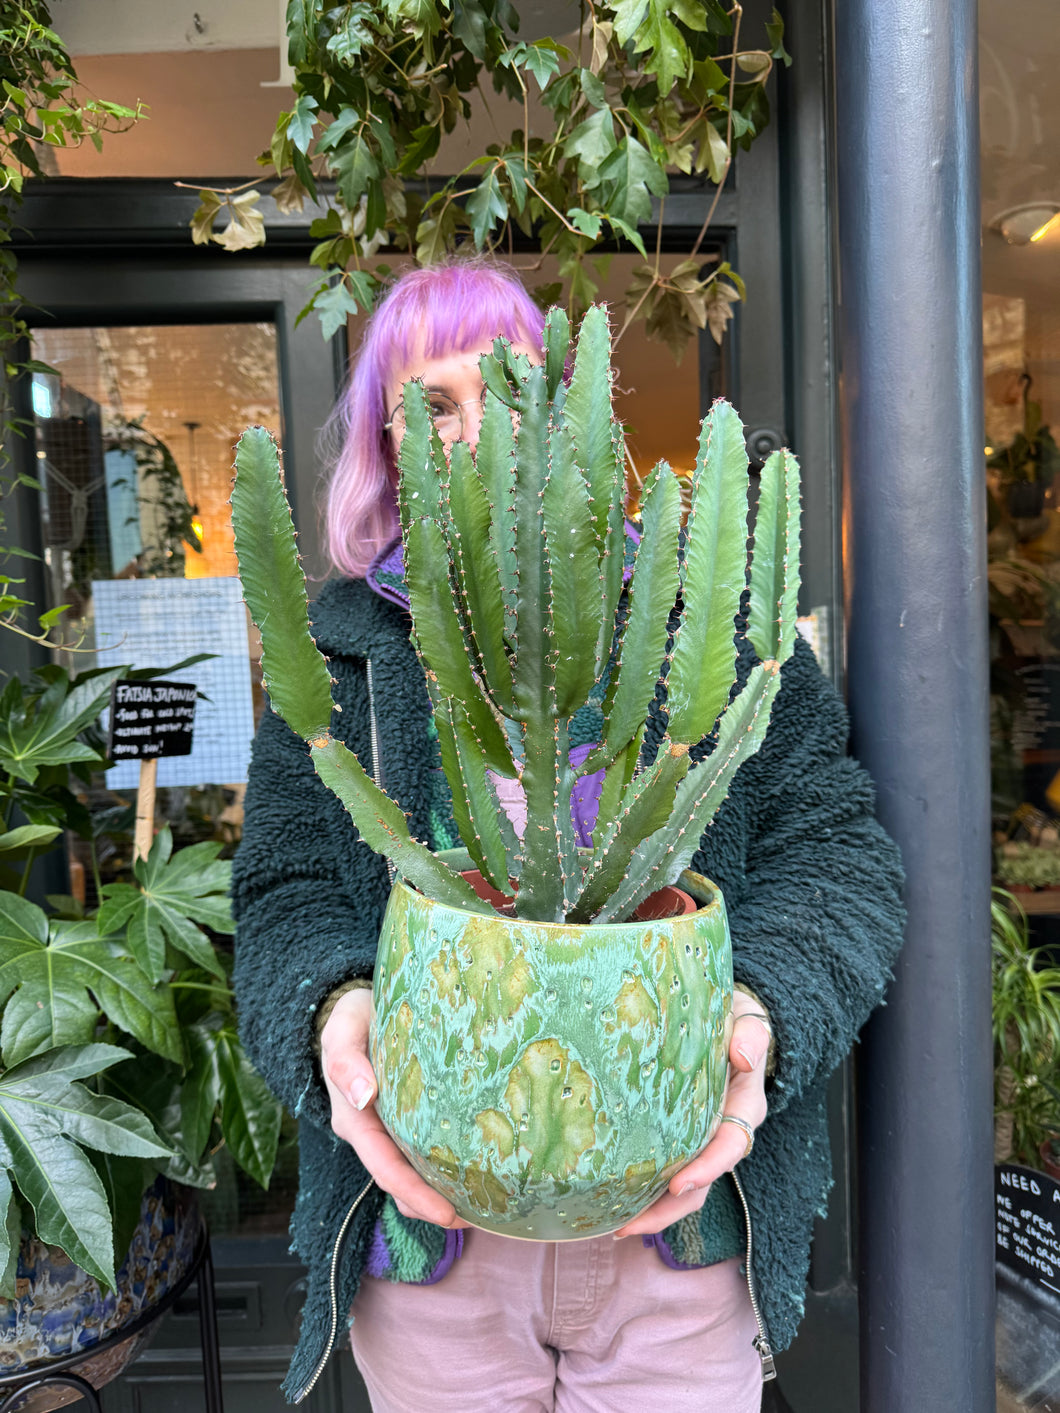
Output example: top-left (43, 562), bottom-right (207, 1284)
top-left (371, 862), bottom-right (733, 1240)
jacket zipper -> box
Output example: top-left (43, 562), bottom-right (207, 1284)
top-left (292, 1176), bottom-right (376, 1403)
top-left (731, 1170), bottom-right (777, 1381)
top-left (296, 656), bottom-right (388, 1402)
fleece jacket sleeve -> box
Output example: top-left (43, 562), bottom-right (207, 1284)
top-left (231, 680), bottom-right (391, 1132)
top-left (706, 636), bottom-right (906, 1117)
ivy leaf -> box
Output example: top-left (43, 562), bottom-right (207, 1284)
top-left (97, 828), bottom-right (231, 985)
top-left (697, 120), bottom-right (730, 184)
top-left (564, 108), bottom-right (617, 186)
top-left (704, 277), bottom-right (741, 344)
top-left (567, 207), bottom-right (602, 240)
top-left (0, 915), bottom-right (183, 1067)
top-left (271, 172), bottom-right (308, 213)
top-left (606, 214), bottom-right (647, 257)
top-left (286, 93), bottom-right (319, 154)
top-left (612, 0), bottom-right (691, 93)
top-left (333, 137), bottom-right (381, 210)
top-left (190, 190), bottom-right (222, 245)
top-left (502, 154), bottom-right (527, 214)
top-left (766, 8), bottom-right (793, 66)
top-left (302, 278), bottom-right (368, 340)
top-left (596, 135), bottom-right (668, 227)
top-left (416, 201), bottom-right (461, 264)
top-left (452, 0), bottom-right (489, 58)
top-left (523, 41), bottom-right (563, 90)
top-left (465, 163), bottom-right (508, 246)
top-left (215, 192), bottom-right (266, 252)
top-left (326, 3), bottom-right (375, 63)
top-left (214, 1028), bottom-right (282, 1188)
top-left (398, 124), bottom-right (441, 175)
top-left (579, 68), bottom-right (608, 109)
top-left (0, 1045), bottom-right (171, 1290)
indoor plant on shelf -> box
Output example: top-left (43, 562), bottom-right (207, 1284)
top-left (231, 303), bottom-right (799, 1239)
top-left (992, 887), bottom-right (1060, 1173)
top-left (0, 658), bottom-right (282, 1377)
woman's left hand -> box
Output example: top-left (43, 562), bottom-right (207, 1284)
top-left (611, 988), bottom-right (772, 1238)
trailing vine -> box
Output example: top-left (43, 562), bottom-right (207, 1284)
top-left (0, 1), bottom-right (141, 636)
top-left (190, 0), bottom-right (789, 360)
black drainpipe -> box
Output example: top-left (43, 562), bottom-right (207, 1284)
top-left (834, 1), bottom-right (995, 1410)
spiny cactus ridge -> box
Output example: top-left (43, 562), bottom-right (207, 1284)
top-left (232, 304), bottom-right (800, 925)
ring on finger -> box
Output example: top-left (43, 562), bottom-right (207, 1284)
top-left (720, 1113), bottom-right (755, 1159)
top-left (738, 1009), bottom-right (772, 1038)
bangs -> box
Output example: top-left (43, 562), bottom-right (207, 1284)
top-left (372, 263), bottom-right (544, 390)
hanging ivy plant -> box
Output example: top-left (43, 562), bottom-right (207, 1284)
top-left (191, 0), bottom-right (790, 361)
top-left (1, 1), bottom-right (142, 639)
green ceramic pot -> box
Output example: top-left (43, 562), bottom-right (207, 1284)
top-left (371, 860), bottom-right (733, 1240)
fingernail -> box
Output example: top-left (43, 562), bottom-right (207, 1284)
top-left (737, 1046), bottom-right (757, 1068)
top-left (677, 1180), bottom-right (697, 1196)
top-left (349, 1078), bottom-right (373, 1110)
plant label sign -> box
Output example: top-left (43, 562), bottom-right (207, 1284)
top-left (996, 1163), bottom-right (1060, 1301)
top-left (108, 680), bottom-right (196, 760)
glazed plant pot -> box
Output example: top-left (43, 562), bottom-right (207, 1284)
top-left (371, 864), bottom-right (733, 1240)
top-left (0, 1177), bottom-right (198, 1402)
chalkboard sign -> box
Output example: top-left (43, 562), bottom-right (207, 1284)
top-left (108, 680), bottom-right (196, 761)
top-left (996, 1163), bottom-right (1060, 1302)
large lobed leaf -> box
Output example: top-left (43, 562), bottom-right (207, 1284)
top-left (0, 667), bottom-right (125, 786)
top-left (0, 904), bottom-right (182, 1067)
top-left (0, 1045), bottom-right (170, 1290)
top-left (97, 827), bottom-right (230, 986)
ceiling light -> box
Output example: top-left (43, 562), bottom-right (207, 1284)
top-left (991, 203), bottom-right (1060, 246)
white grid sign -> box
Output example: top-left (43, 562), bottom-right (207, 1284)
top-left (93, 577), bottom-right (255, 788)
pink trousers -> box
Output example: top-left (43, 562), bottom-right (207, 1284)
top-left (349, 1228), bottom-right (763, 1413)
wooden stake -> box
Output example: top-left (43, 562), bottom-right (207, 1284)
top-left (134, 757), bottom-right (158, 863)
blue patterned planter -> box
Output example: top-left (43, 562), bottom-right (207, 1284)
top-left (0, 1178), bottom-right (197, 1383)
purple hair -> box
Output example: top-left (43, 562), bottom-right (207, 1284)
top-left (321, 258), bottom-right (546, 578)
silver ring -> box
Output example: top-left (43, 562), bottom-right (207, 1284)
top-left (720, 1113), bottom-right (755, 1158)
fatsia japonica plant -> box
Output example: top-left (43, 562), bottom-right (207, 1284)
top-left (0, 660), bottom-right (281, 1291)
top-left (231, 303), bottom-right (800, 924)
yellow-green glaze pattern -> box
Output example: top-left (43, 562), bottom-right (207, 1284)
top-left (371, 873), bottom-right (733, 1239)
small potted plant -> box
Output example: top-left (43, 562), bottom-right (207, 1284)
top-left (992, 888), bottom-right (1060, 1171)
top-left (230, 304), bottom-right (799, 1238)
top-left (0, 658), bottom-right (282, 1380)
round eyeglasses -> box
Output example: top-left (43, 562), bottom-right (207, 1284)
top-left (384, 387), bottom-right (489, 443)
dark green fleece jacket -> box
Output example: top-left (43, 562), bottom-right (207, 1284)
top-left (231, 575), bottom-right (905, 1401)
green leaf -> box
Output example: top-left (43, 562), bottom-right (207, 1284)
top-left (524, 41), bottom-right (562, 89)
top-left (567, 207), bottom-right (602, 240)
top-left (88, 1151), bottom-right (147, 1270)
top-left (333, 136), bottom-right (381, 210)
top-left (98, 829), bottom-right (230, 985)
top-left (466, 163), bottom-right (508, 247)
top-left (398, 123), bottom-right (442, 175)
top-left (613, 0), bottom-right (691, 92)
top-left (564, 109), bottom-right (617, 186)
top-left (179, 1022), bottom-right (220, 1164)
top-left (286, 93), bottom-right (319, 153)
top-left (596, 135), bottom-right (668, 227)
top-left (310, 278), bottom-right (364, 340)
top-left (232, 427), bottom-right (337, 741)
top-left (0, 918), bottom-right (183, 1067)
top-left (606, 214), bottom-right (647, 257)
top-left (0, 824), bottom-right (62, 853)
top-left (214, 1029), bottom-right (282, 1188)
top-left (0, 1056), bottom-right (171, 1290)
top-left (766, 7), bottom-right (793, 65)
top-left (0, 1170), bottom-right (18, 1298)
top-left (0, 666), bottom-right (124, 786)
top-left (579, 68), bottom-right (608, 108)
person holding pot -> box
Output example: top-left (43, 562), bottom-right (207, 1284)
top-left (232, 257), bottom-right (905, 1412)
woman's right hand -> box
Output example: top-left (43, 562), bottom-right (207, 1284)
top-left (319, 986), bottom-right (469, 1229)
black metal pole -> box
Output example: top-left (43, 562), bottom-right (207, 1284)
top-left (834, 2), bottom-right (994, 1410)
